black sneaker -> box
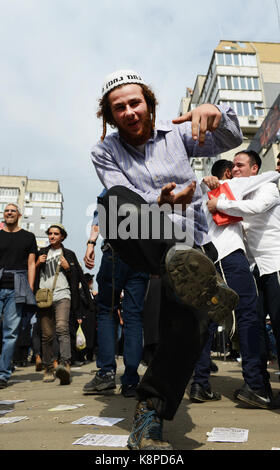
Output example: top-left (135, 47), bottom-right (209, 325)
top-left (165, 245), bottom-right (239, 323)
top-left (127, 400), bottom-right (173, 450)
top-left (236, 383), bottom-right (272, 409)
top-left (210, 360), bottom-right (219, 373)
top-left (83, 371), bottom-right (116, 394)
top-left (0, 379), bottom-right (8, 389)
top-left (55, 362), bottom-right (71, 385)
top-left (189, 383), bottom-right (221, 403)
top-left (121, 383), bottom-right (138, 398)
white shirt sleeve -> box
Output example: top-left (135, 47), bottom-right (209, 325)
top-left (217, 182), bottom-right (280, 216)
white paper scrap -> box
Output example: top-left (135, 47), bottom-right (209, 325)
top-left (0, 400), bottom-right (25, 405)
top-left (71, 416), bottom-right (124, 426)
top-left (48, 404), bottom-right (85, 411)
top-left (72, 433), bottom-right (129, 447)
top-left (0, 416), bottom-right (29, 424)
top-left (207, 427), bottom-right (249, 443)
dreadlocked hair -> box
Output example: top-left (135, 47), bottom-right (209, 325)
top-left (97, 84), bottom-right (158, 141)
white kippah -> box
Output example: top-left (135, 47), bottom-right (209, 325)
top-left (101, 69), bottom-right (146, 97)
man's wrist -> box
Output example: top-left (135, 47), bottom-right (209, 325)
top-left (87, 240), bottom-right (96, 246)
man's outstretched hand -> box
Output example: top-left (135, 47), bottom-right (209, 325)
top-left (158, 181), bottom-right (196, 211)
top-left (172, 103), bottom-right (222, 146)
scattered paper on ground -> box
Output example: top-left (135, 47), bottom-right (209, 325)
top-left (207, 427), bottom-right (249, 443)
top-left (0, 400), bottom-right (25, 405)
top-left (72, 433), bottom-right (129, 447)
top-left (0, 416), bottom-right (29, 424)
top-left (0, 409), bottom-right (14, 415)
top-left (48, 404), bottom-right (85, 411)
top-left (71, 416), bottom-right (124, 426)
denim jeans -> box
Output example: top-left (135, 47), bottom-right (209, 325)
top-left (0, 289), bottom-right (24, 381)
top-left (40, 298), bottom-right (71, 368)
top-left (96, 248), bottom-right (149, 385)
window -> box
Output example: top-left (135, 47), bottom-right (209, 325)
top-left (219, 100), bottom-right (264, 117)
top-left (236, 102), bottom-right (243, 116)
top-left (233, 76), bottom-right (239, 90)
top-left (41, 207), bottom-right (61, 217)
top-left (218, 75), bottom-right (260, 92)
top-left (22, 222), bottom-right (34, 231)
top-left (233, 54), bottom-right (240, 66)
top-left (219, 76), bottom-right (226, 89)
top-left (243, 102), bottom-right (249, 115)
top-left (253, 77), bottom-right (259, 90)
top-left (216, 52), bottom-right (224, 65)
top-left (40, 223), bottom-right (47, 231)
top-left (241, 54), bottom-right (257, 66)
top-left (226, 76), bottom-right (232, 90)
top-left (0, 187), bottom-right (19, 202)
top-left (24, 207), bottom-right (33, 217)
top-left (247, 77), bottom-right (253, 90)
top-left (225, 54), bottom-right (232, 65)
top-left (31, 192), bottom-right (62, 202)
top-left (215, 52), bottom-right (256, 67)
top-left (240, 77), bottom-right (246, 89)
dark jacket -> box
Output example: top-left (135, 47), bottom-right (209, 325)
top-left (35, 244), bottom-right (91, 319)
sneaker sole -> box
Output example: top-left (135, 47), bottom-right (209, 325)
top-left (55, 367), bottom-right (71, 385)
top-left (127, 441), bottom-right (173, 451)
top-left (189, 393), bottom-right (221, 403)
top-left (236, 392), bottom-right (270, 409)
top-left (165, 246), bottom-right (239, 322)
top-left (165, 246), bottom-right (217, 309)
top-left (207, 284), bottom-right (239, 323)
top-left (83, 384), bottom-right (116, 394)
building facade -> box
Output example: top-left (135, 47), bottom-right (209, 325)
top-left (0, 175), bottom-right (63, 248)
top-left (179, 40), bottom-right (280, 177)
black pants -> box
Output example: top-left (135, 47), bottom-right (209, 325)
top-left (99, 186), bottom-right (215, 420)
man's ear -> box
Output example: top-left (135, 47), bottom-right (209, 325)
top-left (251, 163), bottom-right (259, 175)
top-left (224, 168), bottom-right (232, 179)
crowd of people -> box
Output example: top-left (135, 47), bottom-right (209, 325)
top-left (0, 68), bottom-right (280, 451)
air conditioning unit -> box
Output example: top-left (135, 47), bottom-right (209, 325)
top-left (248, 115), bottom-right (257, 123)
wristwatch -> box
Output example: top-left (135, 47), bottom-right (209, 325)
top-left (87, 240), bottom-right (96, 246)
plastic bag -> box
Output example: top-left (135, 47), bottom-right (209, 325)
top-left (76, 324), bottom-right (86, 350)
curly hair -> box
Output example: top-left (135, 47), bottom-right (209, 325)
top-left (97, 84), bottom-right (158, 141)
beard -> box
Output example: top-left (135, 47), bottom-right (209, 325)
top-left (118, 111), bottom-right (152, 147)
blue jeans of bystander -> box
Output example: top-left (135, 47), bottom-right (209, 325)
top-left (0, 289), bottom-right (24, 381)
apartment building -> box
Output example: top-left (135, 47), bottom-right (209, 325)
top-left (0, 175), bottom-right (63, 248)
top-left (179, 40), bottom-right (280, 178)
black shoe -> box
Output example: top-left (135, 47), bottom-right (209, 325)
top-left (189, 383), bottom-right (221, 402)
top-left (210, 360), bottom-right (218, 373)
top-left (121, 383), bottom-right (138, 398)
top-left (83, 371), bottom-right (116, 394)
top-left (236, 383), bottom-right (272, 409)
top-left (164, 245), bottom-right (239, 324)
top-left (55, 362), bottom-right (71, 385)
top-left (0, 379), bottom-right (8, 389)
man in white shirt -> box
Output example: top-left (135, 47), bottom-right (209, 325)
top-left (190, 160), bottom-right (279, 408)
top-left (207, 150), bottom-right (280, 407)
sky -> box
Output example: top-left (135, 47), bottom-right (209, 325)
top-left (1, 0), bottom-right (280, 281)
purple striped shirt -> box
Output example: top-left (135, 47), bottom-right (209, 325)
top-left (91, 105), bottom-right (242, 245)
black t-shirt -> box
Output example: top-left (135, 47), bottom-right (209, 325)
top-left (0, 229), bottom-right (38, 289)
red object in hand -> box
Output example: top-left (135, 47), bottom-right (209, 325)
top-left (208, 182), bottom-right (243, 226)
